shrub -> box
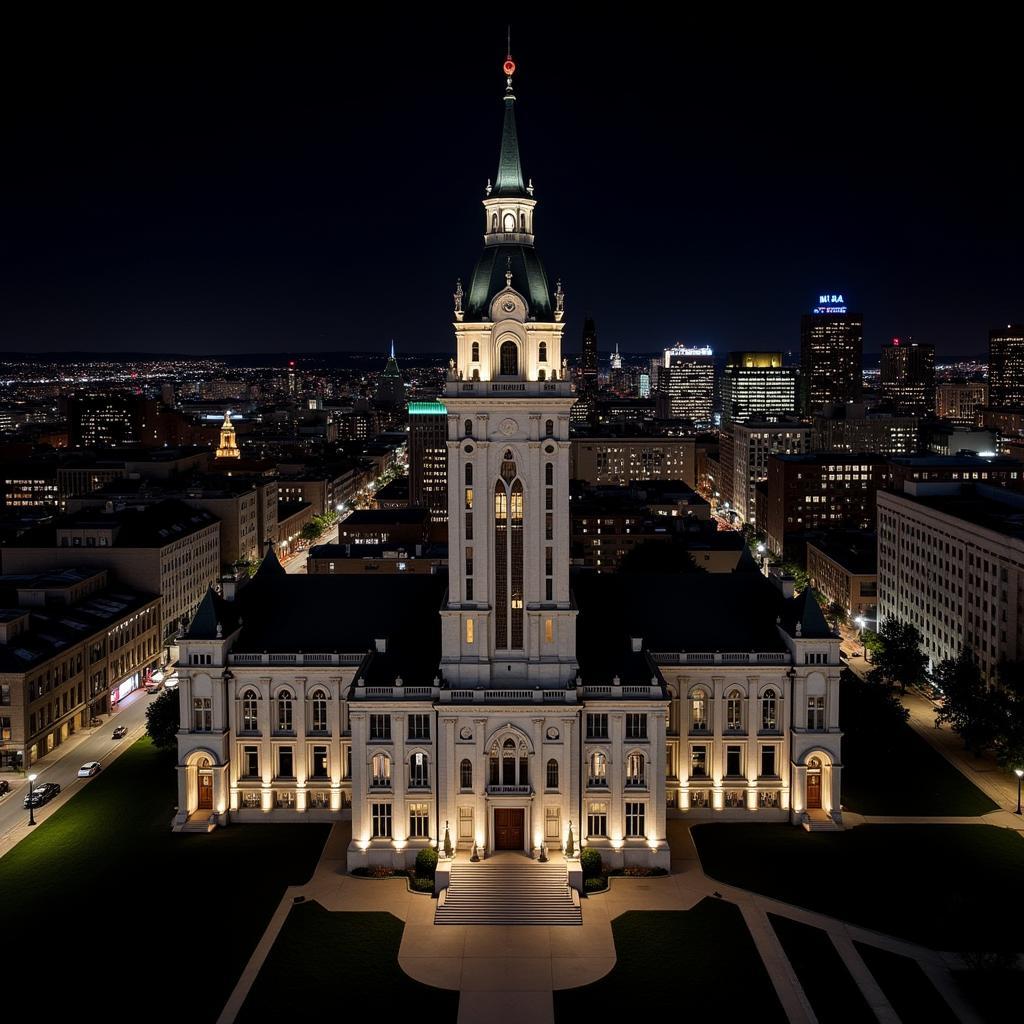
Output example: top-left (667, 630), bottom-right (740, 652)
top-left (580, 847), bottom-right (603, 879)
top-left (410, 875), bottom-right (435, 893)
top-left (584, 876), bottom-right (607, 892)
top-left (415, 846), bottom-right (439, 879)
top-left (369, 865), bottom-right (394, 878)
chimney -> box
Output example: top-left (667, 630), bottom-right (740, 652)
top-left (631, 636), bottom-right (643, 652)
top-left (375, 637), bottom-right (387, 653)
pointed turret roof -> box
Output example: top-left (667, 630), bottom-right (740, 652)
top-left (493, 79), bottom-right (526, 198)
top-left (786, 590), bottom-right (834, 640)
top-left (183, 585), bottom-right (242, 640)
top-left (382, 342), bottom-right (400, 378)
top-left (253, 541), bottom-right (287, 583)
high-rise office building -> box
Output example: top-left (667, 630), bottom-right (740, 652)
top-left (936, 383), bottom-right (988, 427)
top-left (880, 338), bottom-right (935, 415)
top-left (407, 400), bottom-right (448, 524)
top-left (656, 345), bottom-right (715, 425)
top-left (720, 351), bottom-right (799, 425)
top-left (729, 420), bottom-right (810, 527)
top-left (988, 324), bottom-right (1024, 409)
top-left (572, 317), bottom-right (599, 423)
top-left (66, 395), bottom-right (163, 448)
top-left (374, 341), bottom-right (405, 408)
top-left (800, 294), bottom-right (863, 412)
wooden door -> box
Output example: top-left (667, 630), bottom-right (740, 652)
top-left (806, 772), bottom-right (821, 809)
top-left (494, 808), bottom-right (524, 849)
top-left (198, 772), bottom-right (214, 810)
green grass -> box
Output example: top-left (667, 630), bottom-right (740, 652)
top-left (553, 901), bottom-right (786, 1023)
top-left (768, 915), bottom-right (874, 1023)
top-left (840, 674), bottom-right (997, 816)
top-left (0, 739), bottom-right (328, 1022)
top-left (694, 823), bottom-right (1024, 951)
top-left (236, 904), bottom-right (458, 1021)
top-left (853, 942), bottom-right (959, 1023)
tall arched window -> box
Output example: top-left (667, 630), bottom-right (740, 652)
top-left (371, 752), bottom-right (391, 787)
top-left (471, 341), bottom-right (479, 362)
top-left (626, 752), bottom-right (646, 787)
top-left (311, 689), bottom-right (328, 733)
top-left (491, 213), bottom-right (498, 231)
top-left (465, 462), bottom-right (472, 486)
top-left (241, 689), bottom-right (258, 733)
top-left (545, 419), bottom-right (554, 438)
top-left (588, 751), bottom-right (607, 785)
top-left (726, 689), bottom-right (743, 731)
top-left (545, 462), bottom-right (553, 485)
top-left (460, 758), bottom-right (473, 790)
top-left (503, 212), bottom-right (516, 232)
top-left (690, 689), bottom-right (708, 732)
top-left (538, 341), bottom-right (548, 363)
top-left (546, 758), bottom-right (559, 789)
top-left (502, 737), bottom-right (517, 785)
top-left (276, 690), bottom-right (293, 733)
top-left (465, 418), bottom-right (473, 437)
top-left (409, 752), bottom-right (429, 788)
top-left (499, 340), bottom-right (518, 377)
top-left (494, 455), bottom-right (524, 650)
top-left (761, 689), bottom-right (778, 731)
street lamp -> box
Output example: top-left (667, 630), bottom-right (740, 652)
top-left (1015, 768), bottom-right (1023, 815)
top-left (27, 772), bottom-right (37, 827)
top-left (855, 616), bottom-right (866, 659)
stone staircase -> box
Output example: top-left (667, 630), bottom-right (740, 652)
top-left (802, 810), bottom-right (843, 832)
top-left (435, 857), bottom-right (582, 925)
top-left (174, 813), bottom-right (217, 834)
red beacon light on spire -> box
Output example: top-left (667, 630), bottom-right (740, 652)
top-left (503, 56), bottom-right (516, 77)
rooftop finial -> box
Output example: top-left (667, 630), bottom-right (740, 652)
top-left (390, 339), bottom-right (395, 359)
top-left (505, 256), bottom-right (513, 288)
top-left (503, 31), bottom-right (516, 94)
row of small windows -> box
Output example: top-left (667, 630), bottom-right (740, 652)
top-left (370, 751), bottom-right (431, 788)
top-left (464, 419), bottom-right (556, 438)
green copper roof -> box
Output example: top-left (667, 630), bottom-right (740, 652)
top-left (408, 401), bottom-right (447, 415)
top-left (466, 245), bottom-right (553, 321)
top-left (492, 95), bottom-right (526, 198)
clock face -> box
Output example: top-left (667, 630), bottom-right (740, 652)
top-left (459, 726), bottom-right (473, 740)
top-left (546, 727), bottom-right (559, 741)
top-left (499, 418), bottom-right (518, 436)
top-left (501, 299), bottom-right (517, 313)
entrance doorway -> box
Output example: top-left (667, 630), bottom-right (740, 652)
top-left (197, 761), bottom-right (214, 811)
top-left (494, 808), bottom-right (524, 850)
top-left (806, 758), bottom-right (822, 809)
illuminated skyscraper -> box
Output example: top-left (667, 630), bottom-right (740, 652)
top-left (656, 345), bottom-right (715, 425)
top-left (988, 324), bottom-right (1024, 409)
top-left (800, 294), bottom-right (863, 412)
top-left (407, 401), bottom-right (448, 524)
top-left (720, 351), bottom-right (799, 425)
top-left (880, 338), bottom-right (935, 415)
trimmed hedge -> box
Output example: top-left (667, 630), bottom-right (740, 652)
top-left (585, 876), bottom-right (608, 892)
top-left (415, 847), bottom-right (439, 879)
top-left (581, 847), bottom-right (603, 879)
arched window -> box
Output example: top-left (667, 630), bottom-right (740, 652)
top-left (726, 689), bottom-right (743, 731)
top-left (690, 690), bottom-right (708, 732)
top-left (465, 462), bottom-right (472, 486)
top-left (241, 689), bottom-right (258, 733)
top-left (545, 462), bottom-right (553, 485)
top-left (409, 751), bottom-right (429, 788)
top-left (503, 211), bottom-right (516, 232)
top-left (538, 341), bottom-right (548, 363)
top-left (588, 751), bottom-right (607, 785)
top-left (538, 369), bottom-right (545, 381)
top-left (545, 419), bottom-right (554, 437)
top-left (471, 341), bottom-right (479, 362)
top-left (520, 211), bottom-right (526, 230)
top-left (311, 689), bottom-right (328, 733)
top-left (499, 340), bottom-right (518, 377)
top-left (626, 752), bottom-right (646, 787)
top-left (494, 456), bottom-right (524, 650)
top-left (465, 418), bottom-right (473, 438)
top-left (491, 213), bottom-right (498, 231)
top-left (502, 737), bottom-right (517, 785)
top-left (761, 688), bottom-right (778, 731)
top-left (276, 690), bottom-right (293, 732)
top-left (371, 752), bottom-right (391, 787)
top-left (460, 758), bottom-right (473, 790)
top-left (546, 758), bottom-right (559, 789)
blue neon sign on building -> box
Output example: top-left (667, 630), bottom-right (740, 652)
top-left (813, 292), bottom-right (847, 314)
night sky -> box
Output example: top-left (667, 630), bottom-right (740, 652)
top-left (3, 14), bottom-right (1021, 360)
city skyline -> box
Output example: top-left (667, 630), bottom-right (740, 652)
top-left (3, 15), bottom-right (1022, 358)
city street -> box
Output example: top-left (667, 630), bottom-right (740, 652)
top-left (0, 686), bottom-right (162, 857)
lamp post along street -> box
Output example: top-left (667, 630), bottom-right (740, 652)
top-left (1015, 768), bottom-right (1023, 815)
top-left (27, 772), bottom-right (37, 827)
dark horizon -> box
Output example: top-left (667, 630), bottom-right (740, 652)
top-left (3, 14), bottom-right (1021, 360)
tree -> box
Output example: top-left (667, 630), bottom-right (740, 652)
top-left (826, 601), bottom-right (848, 630)
top-left (867, 618), bottom-right (928, 693)
top-left (933, 649), bottom-right (999, 756)
top-left (300, 521), bottom-right (322, 544)
top-left (146, 688), bottom-right (180, 749)
top-left (993, 660), bottom-right (1024, 768)
top-left (618, 541), bottom-right (706, 575)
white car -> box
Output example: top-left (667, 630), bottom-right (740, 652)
top-left (77, 761), bottom-right (102, 777)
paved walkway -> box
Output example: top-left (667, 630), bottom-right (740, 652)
top-left (217, 819), bottom-right (980, 1024)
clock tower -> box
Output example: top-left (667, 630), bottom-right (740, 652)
top-left (441, 53), bottom-right (577, 688)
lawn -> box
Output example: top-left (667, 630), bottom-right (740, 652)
top-left (839, 673), bottom-right (996, 816)
top-left (553, 900), bottom-right (786, 1023)
top-left (236, 905), bottom-right (458, 1020)
top-left (693, 822), bottom-right (1024, 952)
top-left (768, 914), bottom-right (874, 1023)
top-left (0, 739), bottom-right (328, 1022)
top-left (853, 942), bottom-right (959, 1023)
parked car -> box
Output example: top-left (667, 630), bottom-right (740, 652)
top-left (112, 725), bottom-right (128, 739)
top-left (77, 761), bottom-right (102, 778)
top-left (24, 782), bottom-right (60, 808)
top-left (0, 779), bottom-right (10, 797)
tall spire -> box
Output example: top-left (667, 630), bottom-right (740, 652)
top-left (493, 48), bottom-right (526, 198)
top-left (390, 338), bottom-right (395, 359)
